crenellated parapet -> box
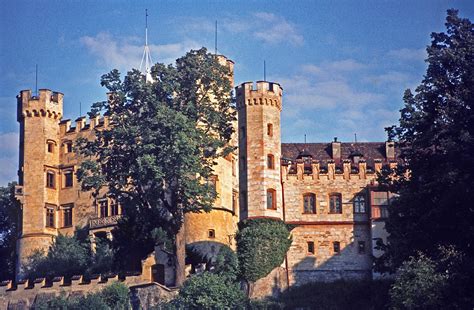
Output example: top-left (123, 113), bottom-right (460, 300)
top-left (235, 81), bottom-right (283, 111)
top-left (59, 114), bottom-right (110, 135)
top-left (17, 89), bottom-right (63, 121)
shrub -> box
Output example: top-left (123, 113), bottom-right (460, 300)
top-left (100, 282), bottom-right (130, 309)
top-left (173, 272), bottom-right (246, 309)
top-left (236, 218), bottom-right (292, 283)
top-left (212, 245), bottom-right (239, 282)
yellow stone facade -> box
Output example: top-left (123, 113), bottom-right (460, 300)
top-left (15, 55), bottom-right (392, 285)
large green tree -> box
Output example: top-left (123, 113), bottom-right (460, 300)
top-left (77, 48), bottom-right (235, 285)
top-left (379, 9), bottom-right (474, 306)
top-left (0, 182), bottom-right (20, 280)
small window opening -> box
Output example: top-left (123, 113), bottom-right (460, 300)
top-left (267, 123), bottom-right (273, 136)
top-left (208, 229), bottom-right (216, 239)
top-left (47, 141), bottom-right (55, 153)
top-left (267, 154), bottom-right (275, 169)
top-left (307, 241), bottom-right (315, 255)
top-left (266, 189), bottom-right (276, 210)
top-left (333, 241), bottom-right (341, 254)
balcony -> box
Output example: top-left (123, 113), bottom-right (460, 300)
top-left (89, 214), bottom-right (122, 229)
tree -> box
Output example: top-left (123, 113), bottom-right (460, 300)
top-left (77, 48), bottom-right (235, 285)
top-left (379, 9), bottom-right (474, 306)
top-left (236, 218), bottom-right (293, 296)
top-left (0, 182), bottom-right (20, 280)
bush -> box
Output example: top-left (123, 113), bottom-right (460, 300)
top-left (212, 245), bottom-right (239, 282)
top-left (172, 272), bottom-right (247, 309)
top-left (236, 218), bottom-right (292, 283)
top-left (100, 282), bottom-right (130, 309)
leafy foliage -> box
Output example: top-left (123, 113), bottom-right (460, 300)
top-left (236, 218), bottom-right (293, 283)
top-left (23, 232), bottom-right (114, 279)
top-left (171, 272), bottom-right (246, 309)
top-left (34, 282), bottom-right (128, 309)
top-left (76, 48), bottom-right (235, 283)
top-left (212, 245), bottom-right (239, 282)
top-left (0, 182), bottom-right (20, 280)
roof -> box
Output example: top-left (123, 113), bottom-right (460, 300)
top-left (282, 142), bottom-right (398, 167)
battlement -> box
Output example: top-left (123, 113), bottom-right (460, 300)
top-left (235, 81), bottom-right (283, 111)
top-left (59, 114), bottom-right (110, 135)
top-left (17, 89), bottom-right (63, 121)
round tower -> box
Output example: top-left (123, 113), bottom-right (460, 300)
top-left (16, 89), bottom-right (63, 278)
top-left (236, 81), bottom-right (283, 220)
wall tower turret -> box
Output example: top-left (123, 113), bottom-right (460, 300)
top-left (236, 81), bottom-right (283, 220)
top-left (16, 89), bottom-right (63, 278)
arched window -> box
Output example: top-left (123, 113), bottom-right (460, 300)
top-left (354, 194), bottom-right (366, 213)
top-left (267, 123), bottom-right (273, 136)
top-left (266, 189), bottom-right (276, 210)
top-left (267, 154), bottom-right (275, 169)
top-left (46, 140), bottom-right (56, 153)
top-left (329, 193), bottom-right (342, 214)
top-left (303, 193), bottom-right (316, 214)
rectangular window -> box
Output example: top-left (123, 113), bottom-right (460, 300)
top-left (45, 206), bottom-right (55, 228)
top-left (47, 142), bottom-right (54, 153)
top-left (329, 193), bottom-right (342, 214)
top-left (267, 154), bottom-right (275, 169)
top-left (66, 142), bottom-right (73, 153)
top-left (266, 189), bottom-right (276, 210)
top-left (208, 229), bottom-right (215, 239)
top-left (333, 241), bottom-right (340, 254)
top-left (46, 171), bottom-right (55, 188)
top-left (307, 241), bottom-right (315, 255)
top-left (354, 194), bottom-right (366, 213)
top-left (62, 204), bottom-right (73, 227)
top-left (99, 200), bottom-right (108, 218)
top-left (267, 123), bottom-right (273, 136)
top-left (372, 191), bottom-right (389, 206)
top-left (232, 191), bottom-right (238, 214)
top-left (64, 171), bottom-right (73, 188)
top-left (303, 193), bottom-right (316, 214)
top-left (358, 241), bottom-right (366, 254)
top-left (110, 201), bottom-right (120, 216)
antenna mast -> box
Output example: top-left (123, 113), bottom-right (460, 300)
top-left (139, 9), bottom-right (154, 83)
top-left (35, 64), bottom-right (38, 97)
top-left (215, 20), bottom-right (218, 55)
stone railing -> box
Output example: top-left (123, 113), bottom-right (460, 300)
top-left (89, 214), bottom-right (122, 229)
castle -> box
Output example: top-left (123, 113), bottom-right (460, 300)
top-left (12, 54), bottom-right (395, 290)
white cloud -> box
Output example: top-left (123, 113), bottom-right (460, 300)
top-left (387, 48), bottom-right (426, 62)
top-left (253, 12), bottom-right (303, 45)
top-left (80, 32), bottom-right (202, 71)
top-left (176, 12), bottom-right (303, 46)
top-left (0, 132), bottom-right (19, 186)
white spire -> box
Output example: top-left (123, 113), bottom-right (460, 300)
top-left (139, 9), bottom-right (154, 83)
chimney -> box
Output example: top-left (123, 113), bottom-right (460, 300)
top-left (332, 137), bottom-right (341, 162)
top-left (386, 141), bottom-right (395, 160)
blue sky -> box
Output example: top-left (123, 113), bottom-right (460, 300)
top-left (0, 0), bottom-right (473, 185)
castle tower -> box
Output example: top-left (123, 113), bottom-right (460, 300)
top-left (16, 89), bottom-right (63, 277)
top-left (236, 81), bottom-right (283, 220)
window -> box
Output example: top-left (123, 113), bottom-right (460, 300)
top-left (62, 204), bottom-right (73, 227)
top-left (267, 123), bottom-right (273, 136)
top-left (333, 241), bottom-right (340, 254)
top-left (307, 241), bottom-right (315, 255)
top-left (99, 200), bottom-right (108, 218)
top-left (208, 229), bottom-right (215, 239)
top-left (64, 141), bottom-right (73, 153)
top-left (232, 191), bottom-right (238, 213)
top-left (64, 170), bottom-right (73, 188)
top-left (47, 141), bottom-right (55, 153)
top-left (329, 193), bottom-right (342, 214)
top-left (267, 154), bottom-right (275, 169)
top-left (46, 171), bottom-right (55, 188)
top-left (45, 206), bottom-right (55, 228)
top-left (303, 193), bottom-right (316, 214)
top-left (372, 191), bottom-right (389, 206)
top-left (358, 241), bottom-right (366, 254)
top-left (354, 194), bottom-right (366, 213)
top-left (266, 189), bottom-right (276, 210)
top-left (206, 175), bottom-right (217, 192)
top-left (110, 201), bottom-right (120, 216)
